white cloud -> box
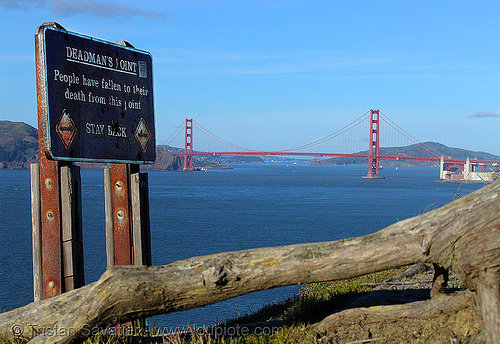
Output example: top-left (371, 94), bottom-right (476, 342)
top-left (470, 109), bottom-right (500, 118)
top-left (0, 0), bottom-right (167, 20)
top-left (53, 0), bottom-right (167, 20)
top-left (0, 0), bottom-right (48, 10)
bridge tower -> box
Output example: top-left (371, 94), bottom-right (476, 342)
top-left (183, 118), bottom-right (193, 171)
top-left (364, 109), bottom-right (383, 179)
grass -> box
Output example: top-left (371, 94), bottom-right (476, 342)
top-left (4, 267), bottom-right (409, 344)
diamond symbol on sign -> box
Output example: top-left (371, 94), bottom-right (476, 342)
top-left (135, 118), bottom-right (151, 153)
top-left (56, 109), bottom-right (77, 149)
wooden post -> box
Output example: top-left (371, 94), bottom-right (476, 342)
top-left (105, 164), bottom-right (151, 267)
top-left (60, 164), bottom-right (85, 291)
top-left (39, 158), bottom-right (63, 299)
top-left (30, 161), bottom-right (86, 298)
top-left (30, 163), bottom-right (42, 301)
top-left (104, 168), bottom-right (115, 267)
top-left (131, 171), bottom-right (152, 266)
top-left (110, 164), bottom-right (133, 265)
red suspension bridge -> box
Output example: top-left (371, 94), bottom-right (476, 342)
top-left (163, 110), bottom-right (500, 180)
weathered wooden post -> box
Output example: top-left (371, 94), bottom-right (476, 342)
top-left (31, 22), bottom-right (156, 302)
top-left (30, 163), bottom-right (42, 301)
top-left (59, 163), bottom-right (85, 291)
top-left (105, 164), bottom-right (152, 268)
top-left (131, 171), bottom-right (152, 266)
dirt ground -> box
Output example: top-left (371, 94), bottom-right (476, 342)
top-left (318, 307), bottom-right (483, 343)
top-left (316, 265), bottom-right (485, 344)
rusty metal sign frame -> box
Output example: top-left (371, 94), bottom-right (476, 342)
top-left (35, 23), bottom-right (63, 299)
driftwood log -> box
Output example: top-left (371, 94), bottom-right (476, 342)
top-left (1, 181), bottom-right (499, 344)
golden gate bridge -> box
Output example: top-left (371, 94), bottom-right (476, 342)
top-left (163, 110), bottom-right (500, 180)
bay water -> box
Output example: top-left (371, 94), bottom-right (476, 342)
top-left (0, 164), bottom-right (483, 329)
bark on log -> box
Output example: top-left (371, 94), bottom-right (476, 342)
top-left (1, 181), bottom-right (500, 344)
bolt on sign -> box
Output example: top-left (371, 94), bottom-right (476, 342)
top-left (36, 25), bottom-right (156, 163)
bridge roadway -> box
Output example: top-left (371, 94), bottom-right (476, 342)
top-left (174, 151), bottom-right (500, 166)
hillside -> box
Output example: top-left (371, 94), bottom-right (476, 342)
top-left (421, 141), bottom-right (500, 160)
top-left (0, 120), bottom-right (38, 169)
top-left (311, 141), bottom-right (500, 167)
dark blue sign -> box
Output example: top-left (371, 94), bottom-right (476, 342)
top-left (38, 25), bottom-right (156, 163)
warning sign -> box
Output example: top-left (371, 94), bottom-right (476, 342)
top-left (135, 118), bottom-right (151, 153)
top-left (37, 25), bottom-right (156, 163)
top-left (56, 110), bottom-right (76, 149)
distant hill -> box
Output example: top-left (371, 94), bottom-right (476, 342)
top-left (311, 141), bottom-right (500, 167)
top-left (0, 120), bottom-right (38, 169)
top-left (419, 142), bottom-right (500, 161)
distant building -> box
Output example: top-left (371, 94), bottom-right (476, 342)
top-left (440, 157), bottom-right (499, 182)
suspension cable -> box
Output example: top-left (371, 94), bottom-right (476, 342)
top-left (379, 111), bottom-right (442, 158)
top-left (193, 120), bottom-right (259, 152)
top-left (161, 120), bottom-right (185, 147)
top-left (279, 111), bottom-right (370, 152)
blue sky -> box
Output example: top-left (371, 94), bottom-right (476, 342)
top-left (1, 1), bottom-right (500, 154)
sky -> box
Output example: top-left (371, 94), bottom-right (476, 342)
top-left (1, 0), bottom-right (500, 154)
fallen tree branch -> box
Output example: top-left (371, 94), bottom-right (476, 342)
top-left (1, 182), bottom-right (499, 344)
